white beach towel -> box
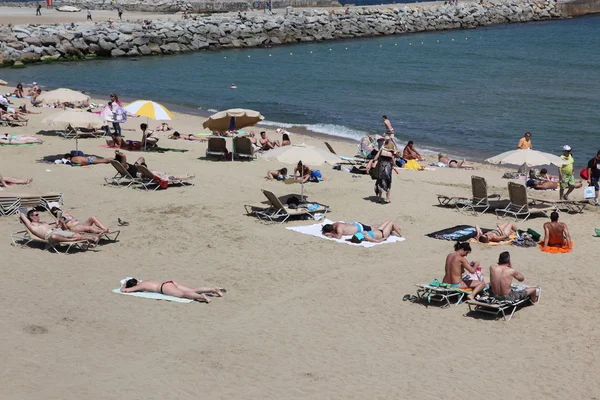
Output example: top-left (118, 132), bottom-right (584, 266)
top-left (112, 288), bottom-right (193, 303)
top-left (286, 219), bottom-right (405, 248)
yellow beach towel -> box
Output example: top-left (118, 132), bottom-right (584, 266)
top-left (403, 160), bottom-right (423, 170)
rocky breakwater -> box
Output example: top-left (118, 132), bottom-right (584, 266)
top-left (0, 0), bottom-right (564, 67)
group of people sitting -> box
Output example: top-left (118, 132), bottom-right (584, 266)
top-left (266, 161), bottom-right (323, 183)
top-left (322, 220), bottom-right (402, 244)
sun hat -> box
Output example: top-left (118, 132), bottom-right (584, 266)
top-left (562, 145), bottom-right (571, 151)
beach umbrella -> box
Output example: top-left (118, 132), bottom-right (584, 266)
top-left (0, 79), bottom-right (7, 86)
top-left (123, 100), bottom-right (173, 120)
top-left (486, 149), bottom-right (567, 167)
top-left (203, 108), bottom-right (264, 132)
top-left (261, 144), bottom-right (341, 166)
top-left (37, 88), bottom-right (89, 104)
top-left (42, 110), bottom-right (104, 151)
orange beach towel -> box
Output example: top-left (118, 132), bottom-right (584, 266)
top-left (539, 241), bottom-right (573, 253)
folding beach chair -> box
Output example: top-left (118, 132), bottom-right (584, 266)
top-left (10, 219), bottom-right (92, 255)
top-left (205, 137), bottom-right (228, 160)
top-left (455, 176), bottom-right (506, 215)
top-left (104, 160), bottom-right (144, 188)
top-left (0, 195), bottom-right (21, 216)
top-left (233, 137), bottom-right (255, 161)
top-left (415, 280), bottom-right (471, 308)
top-left (58, 126), bottom-right (99, 140)
top-left (136, 165), bottom-right (195, 191)
top-left (466, 286), bottom-right (540, 321)
top-left (528, 198), bottom-right (588, 214)
top-left (245, 189), bottom-right (328, 224)
top-left (324, 141), bottom-right (365, 164)
top-left (0, 110), bottom-right (28, 127)
top-left (0, 192), bottom-right (64, 216)
top-left (495, 182), bottom-right (556, 221)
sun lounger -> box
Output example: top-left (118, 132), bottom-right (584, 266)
top-left (495, 182), bottom-right (556, 221)
top-left (325, 141), bottom-right (366, 164)
top-left (415, 280), bottom-right (472, 308)
top-left (10, 224), bottom-right (92, 254)
top-left (104, 160), bottom-right (145, 188)
top-left (233, 137), bottom-right (255, 161)
top-left (436, 194), bottom-right (470, 207)
top-left (528, 198), bottom-right (588, 214)
top-left (455, 176), bottom-right (507, 215)
top-left (205, 137), bottom-right (228, 160)
top-left (57, 126), bottom-right (99, 140)
top-left (245, 189), bottom-right (329, 224)
top-left (466, 286), bottom-right (540, 321)
top-left (136, 165), bottom-right (195, 191)
top-left (0, 192), bottom-right (63, 216)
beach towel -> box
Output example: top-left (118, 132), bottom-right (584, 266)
top-left (286, 219), bottom-right (405, 248)
top-left (423, 278), bottom-right (473, 294)
top-left (539, 241), bottom-right (573, 253)
top-left (112, 288), bottom-right (193, 303)
top-left (426, 225), bottom-right (490, 242)
top-left (403, 159), bottom-right (423, 170)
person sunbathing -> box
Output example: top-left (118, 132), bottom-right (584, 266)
top-left (402, 140), bottom-right (424, 161)
top-left (322, 221), bottom-right (377, 239)
top-left (120, 278), bottom-right (225, 303)
top-left (14, 83), bottom-right (24, 98)
top-left (259, 131), bottom-right (280, 150)
top-left (1, 110), bottom-right (28, 123)
top-left (442, 242), bottom-right (486, 300)
top-left (155, 122), bottom-right (172, 132)
top-left (438, 153), bottom-right (473, 169)
top-left (348, 220), bottom-right (402, 243)
top-left (169, 131), bottom-right (207, 141)
top-left (64, 153), bottom-right (114, 166)
top-left (50, 207), bottom-right (110, 234)
top-left (527, 169), bottom-right (582, 190)
top-left (0, 134), bottom-right (43, 145)
top-left (281, 133), bottom-right (291, 146)
top-left (489, 251), bottom-right (538, 303)
top-left (475, 222), bottom-right (517, 243)
top-left (542, 211), bottom-right (571, 250)
top-left (0, 174), bottom-right (33, 187)
top-left (17, 209), bottom-right (100, 244)
top-left (114, 150), bottom-right (147, 177)
top-left (18, 104), bottom-right (41, 115)
top-left (266, 167), bottom-right (288, 180)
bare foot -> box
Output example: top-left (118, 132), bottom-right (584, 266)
top-left (197, 294), bottom-right (211, 303)
top-left (213, 287), bottom-right (225, 297)
top-left (25, 178), bottom-right (33, 184)
top-left (466, 294), bottom-right (475, 301)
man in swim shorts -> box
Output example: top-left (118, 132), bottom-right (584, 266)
top-left (65, 153), bottom-right (114, 166)
top-left (18, 210), bottom-right (100, 244)
top-left (489, 251), bottom-right (538, 303)
top-left (541, 211), bottom-right (571, 251)
top-left (322, 221), bottom-right (373, 239)
top-left (443, 242), bottom-right (486, 300)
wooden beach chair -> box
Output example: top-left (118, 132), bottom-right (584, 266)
top-left (415, 281), bottom-right (471, 308)
top-left (205, 137), bottom-right (228, 160)
top-left (245, 189), bottom-right (328, 224)
top-left (137, 165), bottom-right (195, 191)
top-left (233, 137), bottom-right (255, 161)
top-left (104, 160), bottom-right (145, 188)
top-left (495, 182), bottom-right (556, 221)
top-left (455, 176), bottom-right (506, 215)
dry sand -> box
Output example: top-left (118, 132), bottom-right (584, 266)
top-left (1, 84), bottom-right (600, 400)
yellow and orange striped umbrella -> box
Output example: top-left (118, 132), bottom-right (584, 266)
top-left (123, 100), bottom-right (173, 120)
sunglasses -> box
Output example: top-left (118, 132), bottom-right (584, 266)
top-left (32, 213), bottom-right (39, 216)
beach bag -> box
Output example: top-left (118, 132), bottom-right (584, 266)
top-left (584, 186), bottom-right (595, 199)
top-left (580, 168), bottom-right (589, 180)
top-left (309, 170), bottom-right (322, 182)
top-left (70, 150), bottom-right (84, 157)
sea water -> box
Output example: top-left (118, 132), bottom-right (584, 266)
top-left (3, 15), bottom-right (600, 160)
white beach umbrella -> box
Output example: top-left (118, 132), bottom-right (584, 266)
top-left (38, 88), bottom-right (89, 104)
top-left (203, 108), bottom-right (264, 132)
top-left (42, 110), bottom-right (104, 129)
top-left (261, 144), bottom-right (341, 166)
top-left (485, 149), bottom-right (567, 167)
top-left (0, 79), bottom-right (7, 86)
top-left (123, 100), bottom-right (173, 120)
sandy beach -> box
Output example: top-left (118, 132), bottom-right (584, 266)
top-left (2, 79), bottom-right (600, 400)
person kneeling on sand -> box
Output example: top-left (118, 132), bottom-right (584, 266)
top-left (0, 174), bottom-right (33, 187)
top-left (120, 278), bottom-right (225, 303)
top-left (438, 153), bottom-right (473, 169)
top-left (323, 221), bottom-right (377, 239)
top-left (443, 242), bottom-right (486, 300)
top-left (266, 167), bottom-right (287, 180)
top-left (347, 220), bottom-right (402, 243)
top-left (17, 210), bottom-right (100, 244)
top-left (475, 222), bottom-right (517, 243)
top-left (489, 251), bottom-right (539, 303)
top-left (49, 206), bottom-right (111, 235)
top-left (542, 211), bottom-right (572, 251)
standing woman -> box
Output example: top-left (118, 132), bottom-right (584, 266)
top-left (110, 93), bottom-right (123, 107)
top-left (369, 138), bottom-right (396, 204)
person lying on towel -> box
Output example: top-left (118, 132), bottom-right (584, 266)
top-left (347, 220), bottom-right (402, 243)
top-left (322, 220), bottom-right (379, 239)
top-left (120, 278), bottom-right (225, 303)
top-left (443, 242), bottom-right (486, 301)
top-left (475, 222), bottom-right (517, 243)
top-left (489, 251), bottom-right (539, 303)
top-left (541, 212), bottom-right (572, 252)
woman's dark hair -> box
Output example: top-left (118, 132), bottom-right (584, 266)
top-left (17, 83), bottom-right (23, 89)
top-left (279, 167), bottom-right (287, 175)
top-left (282, 133), bottom-right (290, 141)
top-left (108, 101), bottom-right (113, 106)
top-left (454, 241), bottom-right (471, 252)
top-left (114, 153), bottom-right (123, 163)
top-left (173, 131), bottom-right (180, 137)
top-left (111, 93), bottom-right (119, 101)
top-left (64, 153), bottom-right (72, 159)
top-left (407, 140), bottom-right (413, 145)
top-left (540, 168), bottom-right (547, 174)
top-left (125, 278), bottom-right (138, 288)
top-left (321, 224), bottom-right (334, 234)
top-left (351, 235), bottom-right (363, 244)
top-left (478, 236), bottom-right (489, 244)
top-left (140, 123), bottom-right (148, 131)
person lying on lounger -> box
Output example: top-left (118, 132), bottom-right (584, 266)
top-left (64, 153), bottom-right (114, 166)
top-left (114, 150), bottom-right (147, 177)
top-left (17, 209), bottom-right (100, 244)
top-left (49, 206), bottom-right (111, 234)
top-left (0, 174), bottom-right (33, 187)
top-left (438, 153), bottom-right (473, 169)
top-left (442, 242), bottom-right (486, 300)
top-left (1, 110), bottom-right (28, 123)
top-left (489, 251), bottom-right (538, 303)
top-left (475, 222), bottom-right (518, 243)
top-left (347, 220), bottom-right (402, 243)
top-left (527, 169), bottom-right (582, 190)
top-left (120, 278), bottom-right (225, 303)
top-left (322, 221), bottom-right (378, 239)
top-left (266, 168), bottom-right (288, 180)
top-left (1, 134), bottom-right (43, 144)
top-left (541, 211), bottom-right (572, 251)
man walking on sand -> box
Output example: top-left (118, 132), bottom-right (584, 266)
top-left (87, 9), bottom-right (93, 21)
top-left (586, 150), bottom-right (600, 206)
top-left (489, 251), bottom-right (539, 303)
top-left (36, 3), bottom-right (42, 16)
top-left (542, 211), bottom-right (572, 251)
top-left (118, 7), bottom-right (123, 20)
top-left (558, 145), bottom-right (575, 200)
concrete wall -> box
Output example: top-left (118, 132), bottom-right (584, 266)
top-left (557, 0), bottom-right (600, 16)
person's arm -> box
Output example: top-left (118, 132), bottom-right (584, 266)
top-left (542, 223), bottom-right (550, 250)
top-left (363, 235), bottom-right (385, 243)
top-left (587, 160), bottom-right (593, 185)
top-left (461, 257), bottom-right (477, 273)
top-left (557, 165), bottom-right (563, 182)
top-left (17, 211), bottom-right (33, 230)
top-left (327, 227), bottom-right (344, 239)
top-left (563, 223), bottom-right (572, 248)
top-left (512, 269), bottom-right (525, 282)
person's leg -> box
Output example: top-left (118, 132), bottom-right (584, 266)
top-left (2, 177), bottom-right (33, 185)
top-left (525, 287), bottom-right (538, 303)
top-left (173, 281), bottom-right (224, 296)
top-left (92, 157), bottom-right (113, 164)
top-left (162, 284), bottom-right (211, 302)
top-left (73, 232), bottom-right (101, 243)
top-left (497, 222), bottom-right (517, 236)
top-left (70, 224), bottom-right (105, 234)
top-left (81, 216), bottom-right (109, 231)
top-left (389, 221), bottom-right (402, 236)
top-left (565, 184), bottom-right (575, 199)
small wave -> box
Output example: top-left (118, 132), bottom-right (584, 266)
top-left (206, 108), bottom-right (218, 112)
top-left (259, 120), bottom-right (295, 128)
top-left (259, 120), bottom-right (368, 141)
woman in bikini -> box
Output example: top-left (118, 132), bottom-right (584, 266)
top-left (348, 220), bottom-right (402, 243)
top-left (120, 278), bottom-right (225, 303)
top-left (266, 167), bottom-right (288, 180)
top-left (475, 222), bottom-right (518, 243)
top-left (50, 207), bottom-right (111, 234)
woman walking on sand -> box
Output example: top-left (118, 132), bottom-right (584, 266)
top-left (369, 138), bottom-right (396, 204)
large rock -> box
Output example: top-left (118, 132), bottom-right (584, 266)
top-left (160, 42), bottom-right (181, 53)
top-left (111, 49), bottom-right (126, 57)
top-left (98, 39), bottom-right (116, 51)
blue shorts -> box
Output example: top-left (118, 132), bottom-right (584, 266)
top-left (592, 177), bottom-right (599, 191)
